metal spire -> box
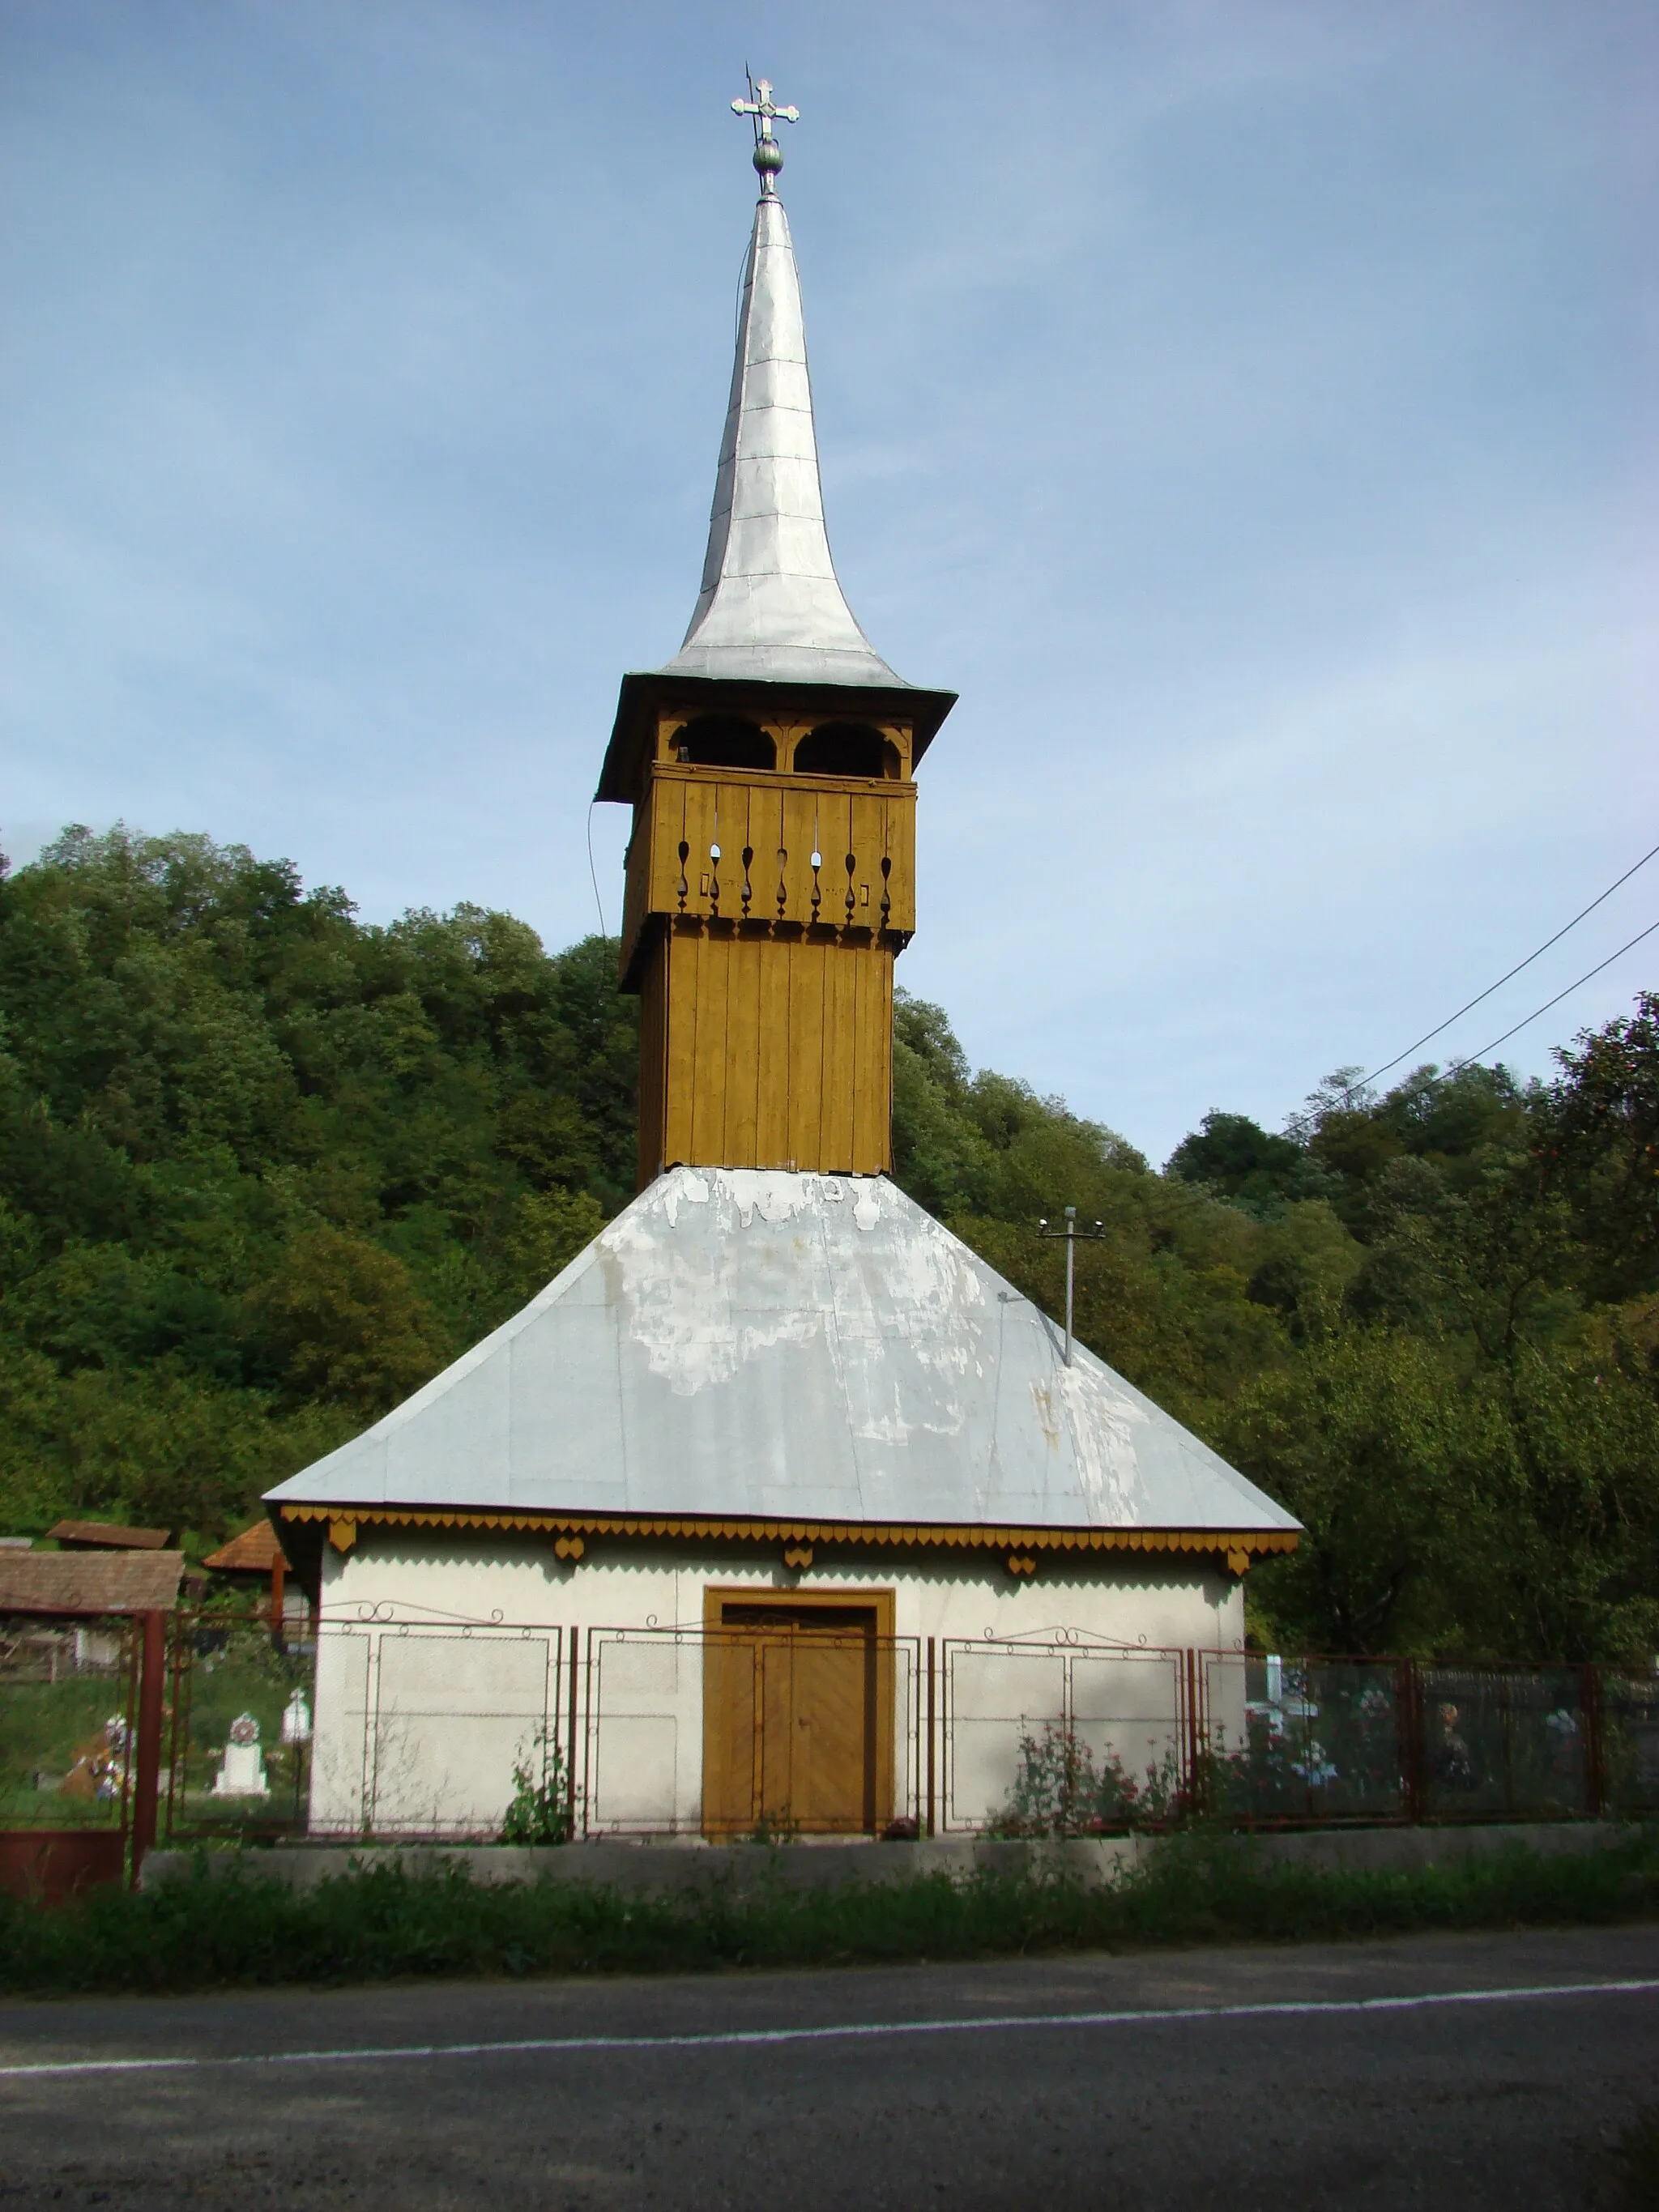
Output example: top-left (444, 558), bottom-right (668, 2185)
top-left (657, 76), bottom-right (911, 688)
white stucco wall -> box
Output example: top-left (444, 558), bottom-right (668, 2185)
top-left (305, 1529), bottom-right (1247, 1838)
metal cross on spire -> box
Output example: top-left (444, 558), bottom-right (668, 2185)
top-left (731, 73), bottom-right (798, 197)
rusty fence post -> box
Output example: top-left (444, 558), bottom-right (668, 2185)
top-left (130, 1609), bottom-right (166, 1886)
top-left (1183, 1648), bottom-right (1202, 1815)
top-left (1398, 1659), bottom-right (1426, 1826)
top-left (163, 1609), bottom-right (191, 1848)
top-left (925, 1637), bottom-right (936, 1837)
top-left (1582, 1663), bottom-right (1606, 1818)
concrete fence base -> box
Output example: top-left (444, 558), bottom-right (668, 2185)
top-left (139, 1820), bottom-right (1643, 1897)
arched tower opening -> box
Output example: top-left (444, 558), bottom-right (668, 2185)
top-left (791, 723), bottom-right (899, 779)
top-left (672, 717), bottom-right (775, 770)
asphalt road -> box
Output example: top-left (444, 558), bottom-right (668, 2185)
top-left (0, 1925), bottom-right (1655, 2210)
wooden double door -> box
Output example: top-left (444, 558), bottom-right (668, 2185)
top-left (702, 1591), bottom-right (895, 1837)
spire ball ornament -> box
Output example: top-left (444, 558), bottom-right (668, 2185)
top-left (731, 75), bottom-right (798, 198)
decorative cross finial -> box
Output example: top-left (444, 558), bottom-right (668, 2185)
top-left (731, 73), bottom-right (798, 198)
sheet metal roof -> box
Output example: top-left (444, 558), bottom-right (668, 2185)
top-left (659, 193), bottom-right (907, 690)
top-left (267, 1171), bottom-right (1297, 1536)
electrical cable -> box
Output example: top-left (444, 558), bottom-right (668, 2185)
top-left (1446, 918), bottom-right (1659, 1071)
top-left (586, 801), bottom-right (608, 943)
top-left (1352, 835), bottom-right (1659, 1091)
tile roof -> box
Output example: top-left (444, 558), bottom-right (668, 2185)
top-left (0, 1551), bottom-right (185, 1616)
top-left (203, 1521), bottom-right (283, 1573)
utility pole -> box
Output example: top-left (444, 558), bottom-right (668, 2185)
top-left (1037, 1205), bottom-right (1106, 1367)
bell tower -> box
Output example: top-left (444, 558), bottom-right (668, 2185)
top-left (597, 80), bottom-right (954, 1187)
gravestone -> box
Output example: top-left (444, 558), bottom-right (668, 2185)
top-left (212, 1712), bottom-right (268, 1796)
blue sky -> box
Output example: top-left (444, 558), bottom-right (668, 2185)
top-left (2, 0), bottom-right (1653, 1164)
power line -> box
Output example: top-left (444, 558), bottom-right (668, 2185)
top-left (1446, 918), bottom-right (1659, 1071)
top-left (586, 801), bottom-right (608, 942)
top-left (1352, 836), bottom-right (1659, 1092)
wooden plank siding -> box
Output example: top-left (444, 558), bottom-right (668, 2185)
top-left (636, 924), bottom-right (896, 1181)
top-left (621, 766), bottom-right (915, 982)
top-left (622, 711), bottom-right (917, 1186)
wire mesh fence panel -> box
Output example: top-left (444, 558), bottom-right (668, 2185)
top-left (1601, 1671), bottom-right (1659, 1814)
top-left (306, 1623), bottom-right (373, 1835)
top-left (892, 1640), bottom-right (918, 1831)
top-left (0, 1616), bottom-right (137, 1832)
top-left (1068, 1652), bottom-right (1187, 1822)
top-left (943, 1644), bottom-right (1067, 1831)
top-left (586, 1632), bottom-right (693, 1834)
top-left (1203, 1656), bottom-right (1407, 1826)
top-left (164, 1611), bottom-right (317, 1840)
top-left (366, 1626), bottom-right (561, 1837)
top-left (156, 1612), bottom-right (1648, 1842)
top-left (1417, 1665), bottom-right (1592, 1820)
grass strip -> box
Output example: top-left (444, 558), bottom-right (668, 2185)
top-left (2, 1830), bottom-right (1657, 1998)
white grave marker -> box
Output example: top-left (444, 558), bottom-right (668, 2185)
top-left (212, 1711), bottom-right (269, 1796)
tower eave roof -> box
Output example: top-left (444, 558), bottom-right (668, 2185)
top-left (595, 670), bottom-right (957, 805)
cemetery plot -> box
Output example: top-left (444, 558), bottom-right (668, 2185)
top-left (1205, 1656), bottom-right (1408, 1826)
top-left (0, 1617), bottom-right (136, 1831)
top-left (164, 1612), bottom-right (315, 1839)
top-left (1417, 1664), bottom-right (1593, 1820)
top-left (1601, 1670), bottom-right (1659, 1814)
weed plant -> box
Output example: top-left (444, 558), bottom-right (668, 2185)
top-left (0, 1827), bottom-right (1656, 1997)
top-left (498, 1727), bottom-right (576, 1845)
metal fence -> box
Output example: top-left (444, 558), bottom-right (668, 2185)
top-left (0, 1613), bottom-right (139, 1834)
top-left (0, 1613), bottom-right (140, 1899)
top-left (6, 1610), bottom-right (1640, 1850)
top-left (1203, 1655), bottom-right (1659, 1828)
top-left (283, 1619), bottom-right (926, 1841)
top-left (161, 1609), bottom-right (315, 1843)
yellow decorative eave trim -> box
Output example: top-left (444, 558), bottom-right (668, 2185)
top-left (278, 1503), bottom-right (1295, 1567)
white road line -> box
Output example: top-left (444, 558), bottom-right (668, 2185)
top-left (2, 1976), bottom-right (1656, 2081)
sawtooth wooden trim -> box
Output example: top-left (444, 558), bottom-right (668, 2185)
top-left (281, 1503), bottom-right (1295, 1562)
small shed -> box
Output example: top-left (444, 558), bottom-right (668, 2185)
top-left (0, 1551), bottom-right (185, 1615)
top-left (46, 1520), bottom-right (172, 1552)
top-left (202, 1521), bottom-right (309, 1639)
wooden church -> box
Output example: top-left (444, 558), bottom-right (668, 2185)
top-left (267, 84), bottom-right (1298, 1841)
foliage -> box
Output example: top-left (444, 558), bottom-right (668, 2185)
top-left (993, 1721), bottom-right (1183, 1835)
top-left (499, 1725), bottom-right (575, 1845)
top-left (0, 827), bottom-right (635, 1547)
top-left (0, 825), bottom-right (1654, 1659)
top-left (893, 979), bottom-right (1659, 1661)
top-left (1, 1830), bottom-right (1657, 1995)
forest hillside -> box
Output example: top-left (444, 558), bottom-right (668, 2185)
top-left (2, 827), bottom-right (1655, 1661)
